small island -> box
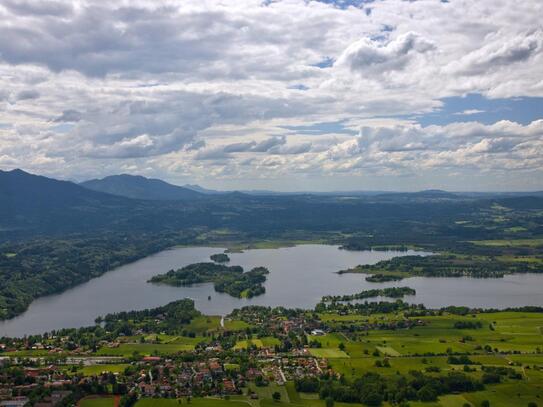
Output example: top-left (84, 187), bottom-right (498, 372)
top-left (149, 262), bottom-right (269, 298)
top-left (210, 253), bottom-right (230, 263)
top-left (365, 273), bottom-right (405, 282)
top-left (321, 286), bottom-right (416, 303)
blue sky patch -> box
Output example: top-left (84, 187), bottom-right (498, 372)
top-left (312, 57), bottom-right (335, 69)
top-left (288, 84), bottom-right (309, 91)
top-left (282, 120), bottom-right (357, 135)
top-left (313, 0), bottom-right (374, 8)
top-left (417, 93), bottom-right (543, 126)
top-left (50, 123), bottom-right (75, 133)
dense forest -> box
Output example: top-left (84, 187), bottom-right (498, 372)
top-left (0, 232), bottom-right (196, 319)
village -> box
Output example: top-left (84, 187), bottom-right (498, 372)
top-left (0, 305), bottom-right (338, 406)
top-left (2, 301), bottom-right (543, 407)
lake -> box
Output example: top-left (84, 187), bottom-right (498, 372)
top-left (1, 244), bottom-right (543, 337)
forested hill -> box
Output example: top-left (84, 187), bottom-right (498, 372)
top-left (81, 174), bottom-right (204, 201)
top-left (1, 169), bottom-right (543, 242)
top-left (0, 169), bottom-right (139, 234)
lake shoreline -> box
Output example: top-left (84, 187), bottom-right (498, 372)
top-left (2, 244), bottom-right (543, 337)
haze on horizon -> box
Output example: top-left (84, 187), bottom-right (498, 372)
top-left (0, 0), bottom-right (542, 192)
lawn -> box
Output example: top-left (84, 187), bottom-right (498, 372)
top-left (136, 398), bottom-right (249, 407)
top-left (308, 348), bottom-right (349, 358)
top-left (234, 337), bottom-right (280, 349)
top-left (186, 316), bottom-right (223, 334)
top-left (224, 319), bottom-right (252, 331)
top-left (463, 383), bottom-right (543, 407)
top-left (234, 339), bottom-right (264, 349)
top-left (78, 363), bottom-right (129, 376)
top-left (96, 340), bottom-right (200, 356)
top-left (470, 238), bottom-right (543, 247)
top-left (79, 396), bottom-right (116, 407)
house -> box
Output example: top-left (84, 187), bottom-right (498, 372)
top-left (138, 383), bottom-right (155, 396)
top-left (222, 379), bottom-right (236, 394)
top-left (0, 398), bottom-right (29, 407)
top-left (35, 391), bottom-right (71, 407)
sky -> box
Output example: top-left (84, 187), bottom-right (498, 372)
top-left (0, 0), bottom-right (542, 192)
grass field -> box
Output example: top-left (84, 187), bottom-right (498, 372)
top-left (234, 337), bottom-right (280, 349)
top-left (78, 363), bottom-right (129, 376)
top-left (79, 396), bottom-right (116, 407)
top-left (234, 339), bottom-right (264, 349)
top-left (315, 310), bottom-right (543, 406)
top-left (186, 316), bottom-right (223, 334)
top-left (136, 398), bottom-right (250, 407)
top-left (470, 238), bottom-right (543, 247)
top-left (96, 337), bottom-right (202, 356)
top-left (308, 348), bottom-right (350, 358)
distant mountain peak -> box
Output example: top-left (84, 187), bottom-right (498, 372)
top-left (81, 174), bottom-right (203, 201)
top-left (182, 184), bottom-right (223, 194)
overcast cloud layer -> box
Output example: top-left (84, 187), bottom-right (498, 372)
top-left (0, 0), bottom-right (542, 191)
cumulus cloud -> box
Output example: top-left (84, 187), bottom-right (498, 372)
top-left (335, 32), bottom-right (435, 73)
top-left (53, 109), bottom-right (82, 122)
top-left (252, 136), bottom-right (286, 152)
top-left (193, 135), bottom-right (312, 160)
top-left (0, 0), bottom-right (541, 190)
top-left (2, 0), bottom-right (73, 16)
top-left (446, 30), bottom-right (542, 76)
top-left (14, 89), bottom-right (40, 101)
top-left (317, 120), bottom-right (543, 174)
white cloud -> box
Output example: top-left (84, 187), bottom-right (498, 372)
top-left (445, 30), bottom-right (542, 76)
top-left (0, 0), bottom-right (541, 190)
top-left (335, 31), bottom-right (435, 74)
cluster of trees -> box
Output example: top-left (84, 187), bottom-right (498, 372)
top-left (149, 263), bottom-right (270, 298)
top-left (321, 287), bottom-right (416, 303)
top-left (481, 366), bottom-right (522, 383)
top-left (99, 299), bottom-right (201, 335)
top-left (298, 370), bottom-right (484, 406)
top-left (454, 320), bottom-right (484, 329)
top-left (365, 274), bottom-right (404, 283)
top-left (210, 253), bottom-right (230, 263)
top-left (447, 355), bottom-right (478, 365)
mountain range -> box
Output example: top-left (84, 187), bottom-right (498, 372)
top-left (81, 174), bottom-right (204, 200)
top-left (2, 168), bottom-right (543, 240)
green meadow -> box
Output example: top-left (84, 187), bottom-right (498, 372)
top-left (97, 336), bottom-right (202, 356)
top-left (79, 397), bottom-right (116, 407)
top-left (313, 311), bottom-right (543, 406)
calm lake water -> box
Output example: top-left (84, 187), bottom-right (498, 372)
top-left (1, 244), bottom-right (543, 337)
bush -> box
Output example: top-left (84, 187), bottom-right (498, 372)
top-left (417, 385), bottom-right (438, 402)
top-left (482, 372), bottom-right (501, 384)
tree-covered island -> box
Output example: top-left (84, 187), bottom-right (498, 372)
top-left (148, 262), bottom-right (269, 298)
top-left (320, 287), bottom-right (416, 303)
top-left (210, 253), bottom-right (230, 263)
